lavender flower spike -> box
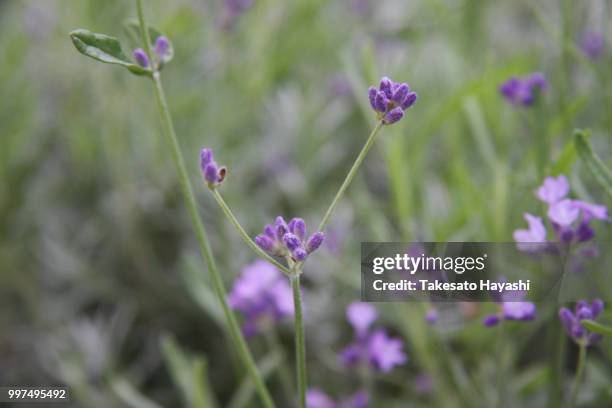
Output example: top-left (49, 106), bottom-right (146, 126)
top-left (580, 31), bottom-right (605, 59)
top-left (559, 299), bottom-right (605, 346)
top-left (256, 217), bottom-right (324, 263)
top-left (199, 148), bottom-right (227, 187)
top-left (133, 48), bottom-right (149, 68)
top-left (154, 36), bottom-right (173, 64)
top-left (368, 76), bottom-right (417, 125)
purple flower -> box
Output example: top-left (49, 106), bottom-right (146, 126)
top-left (221, 0), bottom-right (254, 29)
top-left (579, 31), bottom-right (605, 59)
top-left (516, 174), bottom-right (608, 247)
top-left (347, 302), bottom-right (378, 336)
top-left (306, 389), bottom-right (369, 408)
top-left (425, 308), bottom-right (439, 325)
top-left (154, 36), bottom-right (172, 64)
top-left (500, 73), bottom-right (547, 106)
top-left (199, 148), bottom-right (227, 186)
top-left (132, 48), bottom-right (149, 68)
top-left (483, 290), bottom-right (536, 327)
top-left (367, 329), bottom-right (407, 372)
top-left (255, 216), bottom-right (324, 262)
top-left (368, 76), bottom-right (417, 125)
top-left (559, 299), bottom-right (604, 346)
top-left (537, 175), bottom-right (569, 205)
top-left (228, 260), bottom-right (293, 336)
top-left (338, 303), bottom-right (406, 373)
top-left (513, 213), bottom-right (547, 245)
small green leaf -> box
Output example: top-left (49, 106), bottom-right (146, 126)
top-left (551, 139), bottom-right (578, 176)
top-left (69, 29), bottom-right (151, 77)
top-left (574, 129), bottom-right (612, 198)
top-left (581, 320), bottom-right (612, 338)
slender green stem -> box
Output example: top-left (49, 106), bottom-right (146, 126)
top-left (291, 275), bottom-right (307, 408)
top-left (317, 121), bottom-right (384, 231)
top-left (135, 2), bottom-right (275, 407)
top-left (569, 344), bottom-right (587, 408)
top-left (135, 0), bottom-right (153, 56)
top-left (211, 189), bottom-right (292, 276)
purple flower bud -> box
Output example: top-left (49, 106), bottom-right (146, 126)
top-left (289, 218), bottom-right (306, 240)
top-left (204, 163), bottom-right (219, 184)
top-left (283, 233), bottom-right (301, 251)
top-left (200, 148), bottom-right (213, 169)
top-left (383, 107), bottom-right (404, 124)
top-left (392, 83), bottom-right (409, 104)
top-left (483, 314), bottom-right (500, 327)
top-left (576, 221), bottom-right (594, 242)
top-left (263, 224), bottom-right (276, 240)
top-left (154, 36), bottom-right (171, 62)
top-left (293, 247), bottom-right (308, 261)
top-left (133, 48), bottom-right (149, 68)
top-left (255, 234), bottom-right (275, 252)
top-left (368, 86), bottom-right (378, 111)
top-left (576, 305), bottom-right (593, 320)
top-left (401, 92), bottom-right (418, 110)
top-left (591, 299), bottom-right (604, 318)
top-left (379, 76), bottom-right (393, 98)
top-left (374, 91), bottom-right (388, 112)
top-left (275, 216), bottom-right (288, 240)
top-left (306, 232), bottom-right (325, 253)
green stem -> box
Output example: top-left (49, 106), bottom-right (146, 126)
top-left (135, 2), bottom-right (275, 407)
top-left (317, 121), bottom-right (384, 231)
top-left (210, 189), bottom-right (292, 276)
top-left (569, 344), bottom-right (587, 408)
top-left (291, 275), bottom-right (307, 408)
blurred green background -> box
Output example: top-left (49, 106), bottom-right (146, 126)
top-left (1, 0), bottom-right (611, 406)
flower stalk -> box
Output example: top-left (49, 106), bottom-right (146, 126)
top-left (135, 1), bottom-right (275, 407)
top-left (291, 274), bottom-right (307, 408)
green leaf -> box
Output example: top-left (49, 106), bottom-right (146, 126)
top-left (574, 129), bottom-right (612, 198)
top-left (581, 320), bottom-right (612, 338)
top-left (551, 138), bottom-right (578, 176)
top-left (69, 29), bottom-right (151, 77)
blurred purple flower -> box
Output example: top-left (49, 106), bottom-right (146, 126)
top-left (199, 148), bottom-right (227, 186)
top-left (537, 175), bottom-right (569, 205)
top-left (513, 213), bottom-right (547, 249)
top-left (483, 290), bottom-right (536, 327)
top-left (425, 308), bottom-right (438, 325)
top-left (579, 32), bottom-right (605, 59)
top-left (339, 302), bottom-right (406, 373)
top-left (228, 260), bottom-right (293, 336)
top-left (256, 216), bottom-right (324, 262)
top-left (368, 76), bottom-right (417, 125)
top-left (132, 48), bottom-right (149, 68)
top-left (559, 299), bottom-right (604, 346)
top-left (500, 73), bottom-right (547, 106)
top-left (154, 36), bottom-right (172, 64)
top-left (221, 0), bottom-right (254, 29)
top-left (306, 389), bottom-right (369, 408)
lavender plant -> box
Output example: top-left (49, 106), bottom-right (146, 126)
top-left (69, 1), bottom-right (275, 407)
top-left (200, 77), bottom-right (416, 406)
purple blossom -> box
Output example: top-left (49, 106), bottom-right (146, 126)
top-left (339, 302), bottom-right (407, 373)
top-left (154, 36), bottom-right (172, 63)
top-left (515, 175), bottom-right (608, 248)
top-left (579, 31), bottom-right (605, 59)
top-left (306, 389), bottom-right (369, 408)
top-left (221, 0), bottom-right (254, 29)
top-left (255, 216), bottom-right (324, 262)
top-left (346, 302), bottom-right (378, 336)
top-left (425, 308), bottom-right (438, 325)
top-left (559, 299), bottom-right (604, 346)
top-left (368, 76), bottom-right (417, 125)
top-left (228, 260), bottom-right (293, 336)
top-left (500, 72), bottom-right (547, 106)
top-left (199, 148), bottom-right (227, 186)
top-left (483, 290), bottom-right (536, 327)
top-left (132, 48), bottom-right (149, 68)
top-left (537, 175), bottom-right (569, 205)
